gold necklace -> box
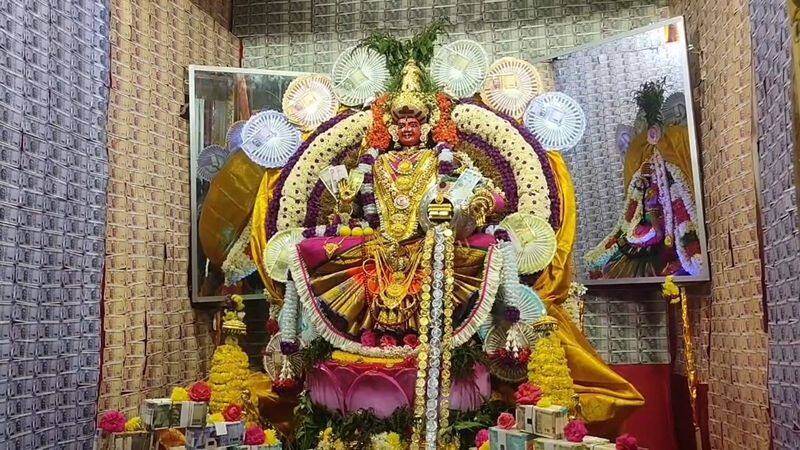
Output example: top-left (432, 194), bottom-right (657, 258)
top-left (322, 236), bottom-right (346, 258)
top-left (373, 149), bottom-right (437, 241)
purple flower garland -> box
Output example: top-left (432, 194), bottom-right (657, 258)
top-left (457, 131), bottom-right (519, 213)
top-left (266, 111), bottom-right (355, 238)
top-left (458, 100), bottom-right (562, 230)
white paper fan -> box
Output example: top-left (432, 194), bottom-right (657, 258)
top-left (282, 74), bottom-right (340, 130)
top-left (262, 333), bottom-right (302, 380)
top-left (483, 325), bottom-right (539, 382)
top-left (498, 213), bottom-right (557, 274)
top-left (480, 57), bottom-right (543, 118)
top-left (241, 110), bottom-right (301, 168)
top-left (430, 39), bottom-right (488, 98)
top-left (263, 227), bottom-right (304, 283)
top-left (331, 46), bottom-right (389, 106)
top-left (197, 144), bottom-right (231, 182)
top-left (524, 92), bottom-right (586, 151)
top-left (661, 92), bottom-right (687, 126)
top-left (516, 285), bottom-right (547, 324)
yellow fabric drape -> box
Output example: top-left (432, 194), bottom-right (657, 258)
top-left (198, 151), bottom-right (266, 264)
top-left (535, 151), bottom-right (645, 425)
top-left (623, 125), bottom-right (695, 193)
top-left (250, 168), bottom-right (283, 301)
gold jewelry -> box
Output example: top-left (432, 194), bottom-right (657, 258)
top-left (373, 149), bottom-right (437, 241)
top-left (322, 236), bottom-right (346, 259)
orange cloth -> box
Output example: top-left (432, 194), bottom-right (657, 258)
top-left (535, 151), bottom-right (645, 424)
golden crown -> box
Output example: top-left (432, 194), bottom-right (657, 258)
top-left (389, 59), bottom-right (430, 121)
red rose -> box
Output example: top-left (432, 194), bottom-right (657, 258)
top-left (518, 348), bottom-right (531, 365)
top-left (497, 412), bottom-right (516, 430)
top-left (265, 319), bottom-right (280, 335)
top-left (380, 335), bottom-right (398, 348)
top-left (672, 199), bottom-right (690, 223)
top-left (222, 404), bottom-right (243, 422)
top-left (360, 330), bottom-right (378, 347)
top-left (564, 420), bottom-right (588, 443)
top-left (685, 239), bottom-right (701, 257)
top-left (514, 382), bottom-right (543, 406)
top-left (616, 433), bottom-right (639, 450)
top-left (403, 334), bottom-right (420, 348)
top-left (188, 381), bottom-right (211, 402)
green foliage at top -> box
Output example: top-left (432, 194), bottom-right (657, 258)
top-left (358, 19), bottom-right (449, 92)
top-left (634, 77), bottom-right (667, 128)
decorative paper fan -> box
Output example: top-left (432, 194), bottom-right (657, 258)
top-left (263, 227), bottom-right (304, 283)
top-left (197, 144), bottom-right (231, 182)
top-left (524, 92), bottom-right (587, 151)
top-left (661, 92), bottom-right (687, 126)
top-left (262, 333), bottom-right (302, 380)
top-left (331, 46), bottom-right (389, 106)
top-left (282, 74), bottom-right (340, 130)
top-left (516, 285), bottom-right (547, 324)
top-left (615, 124), bottom-right (636, 154)
top-left (299, 304), bottom-right (319, 345)
top-left (498, 213), bottom-right (557, 274)
top-left (480, 57), bottom-right (543, 118)
top-left (241, 110), bottom-right (301, 168)
top-left (430, 39), bottom-right (488, 98)
top-left (483, 324), bottom-right (540, 382)
top-left (225, 120), bottom-right (246, 152)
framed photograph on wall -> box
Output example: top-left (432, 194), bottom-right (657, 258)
top-left (188, 66), bottom-right (306, 303)
top-left (536, 17), bottom-right (710, 285)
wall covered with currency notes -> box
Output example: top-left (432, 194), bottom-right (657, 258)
top-left (0, 0), bottom-right (110, 448)
top-left (750, 1), bottom-right (800, 449)
top-left (669, 0), bottom-right (771, 449)
top-left (99, 0), bottom-right (239, 419)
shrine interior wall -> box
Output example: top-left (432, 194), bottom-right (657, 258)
top-left (99, 0), bottom-right (240, 419)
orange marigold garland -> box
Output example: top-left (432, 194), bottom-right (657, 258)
top-left (366, 96), bottom-right (391, 151)
top-left (433, 93), bottom-right (459, 147)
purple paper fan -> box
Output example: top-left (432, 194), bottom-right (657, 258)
top-left (226, 120), bottom-right (247, 152)
top-left (197, 144), bottom-right (231, 182)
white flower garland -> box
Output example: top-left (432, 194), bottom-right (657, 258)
top-left (277, 111), bottom-right (371, 231)
top-left (221, 223), bottom-right (258, 285)
top-left (666, 162), bottom-right (702, 275)
top-left (452, 104), bottom-right (552, 223)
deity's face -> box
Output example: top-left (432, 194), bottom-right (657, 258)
top-left (397, 117), bottom-right (422, 147)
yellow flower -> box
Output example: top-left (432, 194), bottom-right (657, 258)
top-left (208, 413), bottom-right (225, 423)
top-left (479, 442), bottom-right (490, 450)
top-left (231, 294), bottom-right (245, 311)
top-left (385, 432), bottom-right (401, 449)
top-left (662, 276), bottom-right (680, 304)
top-left (124, 416), bottom-right (143, 432)
top-left (264, 429), bottom-right (279, 446)
top-left (170, 387), bottom-right (189, 402)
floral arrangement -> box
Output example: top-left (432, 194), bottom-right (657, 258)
top-left (188, 381), bottom-right (212, 402)
top-left (99, 410), bottom-right (126, 433)
top-left (221, 223), bottom-right (258, 285)
top-left (528, 334), bottom-right (576, 409)
top-left (366, 96), bottom-right (392, 151)
top-left (244, 425), bottom-right (266, 445)
top-left (170, 386), bottom-right (190, 402)
top-left (616, 433), bottom-right (639, 450)
top-left (124, 416), bottom-right (143, 432)
top-left (222, 403), bottom-right (243, 422)
top-left (496, 412), bottom-right (516, 430)
top-left (432, 93), bottom-right (458, 147)
top-left (475, 429), bottom-right (490, 449)
top-left (564, 419), bottom-right (588, 442)
top-left (661, 275), bottom-right (680, 303)
top-left (272, 111), bottom-right (372, 235)
top-left (515, 382), bottom-right (543, 405)
top-left (370, 432), bottom-right (404, 450)
top-left (208, 343), bottom-right (250, 412)
top-left (452, 103), bottom-right (556, 226)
